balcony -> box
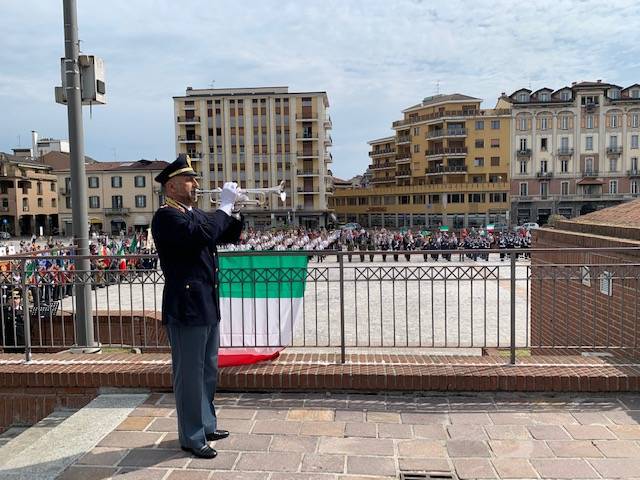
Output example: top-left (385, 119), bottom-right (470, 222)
top-left (396, 171), bottom-right (412, 178)
top-left (59, 187), bottom-right (70, 195)
top-left (607, 146), bottom-right (623, 155)
top-left (392, 108), bottom-right (511, 128)
top-left (426, 147), bottom-right (468, 158)
top-left (297, 151), bottom-right (319, 158)
top-left (369, 148), bottom-right (395, 157)
top-left (628, 169), bottom-right (640, 177)
top-left (295, 113), bottom-right (317, 121)
top-left (425, 165), bottom-right (468, 174)
top-left (0, 206), bottom-right (9, 213)
top-left (370, 163), bottom-right (395, 170)
top-left (176, 116), bottom-right (200, 124)
top-left (297, 169), bottom-right (319, 176)
top-left (104, 207), bottom-right (130, 215)
top-left (177, 135), bottom-right (202, 143)
top-left (397, 135), bottom-right (411, 144)
top-left (323, 115), bottom-right (332, 128)
top-left (324, 135), bottom-right (333, 145)
top-left (396, 155), bottom-right (411, 163)
top-left (296, 188), bottom-right (320, 194)
top-left (296, 133), bottom-right (318, 141)
top-left (536, 171), bottom-right (554, 178)
top-left (581, 170), bottom-right (600, 177)
top-left (516, 148), bottom-right (532, 157)
top-left (557, 147), bottom-right (574, 156)
top-left (426, 128), bottom-right (467, 139)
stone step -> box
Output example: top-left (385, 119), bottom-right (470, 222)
top-left (0, 408), bottom-right (78, 462)
top-left (0, 393), bottom-right (148, 480)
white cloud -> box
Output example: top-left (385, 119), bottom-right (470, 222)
top-left (1, 0), bottom-right (639, 178)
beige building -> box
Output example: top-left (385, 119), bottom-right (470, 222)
top-left (332, 94), bottom-right (511, 229)
top-left (173, 86), bottom-right (333, 228)
top-left (503, 80), bottom-right (640, 225)
top-left (42, 152), bottom-right (168, 236)
top-left (0, 151), bottom-right (58, 236)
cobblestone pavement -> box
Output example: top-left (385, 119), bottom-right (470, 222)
top-left (57, 391), bottom-right (640, 480)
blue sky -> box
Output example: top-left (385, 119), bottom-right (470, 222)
top-left (1, 0), bottom-right (639, 179)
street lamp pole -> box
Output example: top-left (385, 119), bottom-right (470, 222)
top-left (62, 0), bottom-right (98, 352)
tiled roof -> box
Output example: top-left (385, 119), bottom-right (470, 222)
top-left (570, 199), bottom-right (640, 229)
top-left (42, 152), bottom-right (168, 172)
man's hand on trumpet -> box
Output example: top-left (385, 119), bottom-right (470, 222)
top-left (218, 182), bottom-right (240, 216)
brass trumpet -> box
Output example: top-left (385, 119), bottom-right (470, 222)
top-left (194, 181), bottom-right (287, 208)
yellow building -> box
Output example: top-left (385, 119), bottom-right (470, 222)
top-left (331, 94), bottom-right (511, 229)
top-left (173, 86), bottom-right (333, 229)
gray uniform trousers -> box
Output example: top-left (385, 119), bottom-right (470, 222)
top-left (166, 322), bottom-right (219, 449)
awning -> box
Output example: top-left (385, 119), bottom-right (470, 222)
top-left (577, 178), bottom-right (604, 185)
top-left (110, 217), bottom-right (126, 223)
top-left (89, 218), bottom-right (102, 224)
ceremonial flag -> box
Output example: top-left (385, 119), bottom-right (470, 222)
top-left (218, 254), bottom-right (308, 349)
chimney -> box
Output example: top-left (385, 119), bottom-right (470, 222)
top-left (571, 81), bottom-right (577, 86)
top-left (31, 130), bottom-right (38, 159)
top-left (597, 79), bottom-right (602, 83)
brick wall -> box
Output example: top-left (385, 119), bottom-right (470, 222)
top-left (531, 228), bottom-right (640, 352)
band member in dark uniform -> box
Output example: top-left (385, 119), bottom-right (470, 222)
top-left (151, 154), bottom-right (243, 459)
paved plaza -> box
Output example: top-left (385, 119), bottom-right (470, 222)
top-left (58, 255), bottom-right (531, 350)
top-left (48, 391), bottom-right (640, 480)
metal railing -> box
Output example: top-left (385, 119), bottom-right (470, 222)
top-left (1, 248), bottom-right (639, 365)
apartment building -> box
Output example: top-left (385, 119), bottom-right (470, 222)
top-left (42, 152), bottom-right (168, 236)
top-left (173, 86), bottom-right (333, 228)
top-left (503, 80), bottom-right (640, 225)
top-left (331, 94), bottom-right (511, 229)
top-left (0, 151), bottom-right (58, 236)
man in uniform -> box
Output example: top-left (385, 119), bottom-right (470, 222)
top-left (152, 154), bottom-right (244, 459)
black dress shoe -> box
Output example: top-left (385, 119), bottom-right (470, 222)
top-left (180, 444), bottom-right (218, 459)
top-left (206, 429), bottom-right (230, 441)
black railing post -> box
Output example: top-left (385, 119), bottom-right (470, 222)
top-left (20, 259), bottom-right (32, 362)
top-left (510, 251), bottom-right (517, 365)
top-left (339, 252), bottom-right (346, 364)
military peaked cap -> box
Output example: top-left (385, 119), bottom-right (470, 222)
top-left (154, 154), bottom-right (198, 184)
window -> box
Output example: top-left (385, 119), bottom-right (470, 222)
top-left (561, 159), bottom-right (569, 173)
top-left (632, 113), bottom-right (639, 128)
top-left (519, 160), bottom-right (527, 174)
top-left (37, 198), bottom-right (43, 207)
top-left (540, 182), bottom-right (549, 197)
top-left (540, 117), bottom-right (548, 130)
top-left (475, 139), bottom-right (484, 148)
top-left (490, 138), bottom-right (500, 148)
top-left (413, 127), bottom-right (420, 136)
top-left (540, 138), bottom-right (548, 151)
top-left (540, 93), bottom-right (549, 102)
top-left (519, 138), bottom-right (528, 150)
top-left (561, 137), bottom-right (569, 149)
top-left (561, 181), bottom-right (569, 196)
top-left (37, 182), bottom-right (42, 195)
top-left (475, 120), bottom-right (484, 130)
top-left (134, 176), bottom-right (146, 188)
top-left (611, 114), bottom-right (619, 128)
top-left (632, 180), bottom-right (639, 195)
top-left (135, 195), bottom-right (147, 208)
top-left (399, 195), bottom-right (410, 205)
top-left (519, 183), bottom-right (528, 196)
top-left (519, 117), bottom-right (527, 130)
top-left (609, 89), bottom-right (620, 100)
top-left (609, 180), bottom-right (618, 194)
top-left (111, 176), bottom-right (122, 188)
top-left (517, 93), bottom-right (528, 102)
top-left (540, 160), bottom-right (548, 173)
top-left (561, 91), bottom-right (571, 101)
top-left (474, 157), bottom-right (484, 167)
top-left (490, 156), bottom-right (500, 166)
top-left (89, 196), bottom-right (100, 208)
top-left (632, 90), bottom-right (640, 99)
top-left (447, 193), bottom-right (464, 203)
top-left (581, 266), bottom-right (591, 287)
top-left (489, 192), bottom-right (507, 203)
top-left (65, 196), bottom-right (71, 209)
top-left (586, 115), bottom-right (594, 129)
top-left (610, 135), bottom-right (618, 148)
top-left (586, 136), bottom-right (593, 151)
top-left (585, 157), bottom-right (594, 172)
top-left (111, 195), bottom-right (123, 208)
top-left (633, 157), bottom-right (639, 171)
top-left (50, 182), bottom-right (55, 192)
top-left (413, 144), bottom-right (420, 153)
top-left (491, 120), bottom-right (500, 129)
top-left (88, 176), bottom-right (99, 188)
top-left (560, 115), bottom-right (569, 130)
top-left (467, 193), bottom-right (485, 203)
top-left (599, 271), bottom-right (613, 296)
top-left (632, 135), bottom-right (639, 149)
top-left (51, 198), bottom-right (56, 207)
top-left (610, 158), bottom-right (618, 172)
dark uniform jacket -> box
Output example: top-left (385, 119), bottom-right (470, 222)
top-left (151, 206), bottom-right (243, 327)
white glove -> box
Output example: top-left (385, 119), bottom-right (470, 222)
top-left (218, 182), bottom-right (238, 216)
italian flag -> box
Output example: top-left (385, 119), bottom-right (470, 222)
top-left (218, 254), bottom-right (308, 366)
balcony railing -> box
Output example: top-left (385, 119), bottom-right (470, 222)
top-left (581, 169), bottom-right (599, 177)
top-left (298, 151), bottom-right (319, 157)
top-left (324, 136), bottom-right (332, 145)
top-left (396, 155), bottom-right (412, 163)
top-left (369, 148), bottom-right (395, 157)
top-left (392, 108), bottom-right (511, 127)
top-left (628, 169), bottom-right (640, 177)
top-left (607, 146), bottom-right (623, 155)
top-left (516, 149), bottom-right (532, 157)
top-left (557, 147), bottom-right (574, 156)
top-left (295, 113), bottom-right (317, 121)
top-left (425, 165), bottom-right (468, 174)
top-left (397, 135), bottom-right (411, 144)
top-left (426, 128), bottom-right (467, 139)
top-left (176, 116), bottom-right (200, 123)
top-left (426, 147), bottom-right (468, 157)
top-left (370, 163), bottom-right (395, 170)
top-left (297, 133), bottom-right (317, 140)
top-left (296, 169), bottom-right (319, 176)
top-left (177, 135), bottom-right (202, 142)
top-left (104, 207), bottom-right (130, 215)
top-left (536, 171), bottom-right (554, 178)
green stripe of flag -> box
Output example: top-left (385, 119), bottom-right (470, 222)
top-left (219, 254), bottom-right (308, 298)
